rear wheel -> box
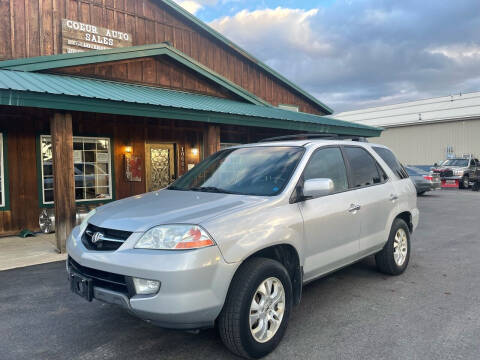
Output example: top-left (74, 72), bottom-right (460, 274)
top-left (375, 218), bottom-right (411, 275)
top-left (218, 257), bottom-right (292, 359)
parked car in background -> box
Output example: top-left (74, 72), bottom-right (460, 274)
top-left (67, 137), bottom-right (418, 359)
top-left (432, 157), bottom-right (479, 189)
top-left (406, 166), bottom-right (441, 195)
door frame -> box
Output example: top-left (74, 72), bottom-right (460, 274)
top-left (145, 142), bottom-right (177, 192)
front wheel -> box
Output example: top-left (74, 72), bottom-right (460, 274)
top-left (218, 257), bottom-right (292, 359)
top-left (462, 175), bottom-right (470, 189)
top-left (375, 218), bottom-right (411, 275)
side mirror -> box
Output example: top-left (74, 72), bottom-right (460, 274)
top-left (302, 178), bottom-right (334, 199)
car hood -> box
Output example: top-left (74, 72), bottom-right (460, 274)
top-left (89, 190), bottom-right (269, 233)
top-left (439, 166), bottom-right (465, 169)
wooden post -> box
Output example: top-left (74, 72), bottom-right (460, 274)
top-left (204, 125), bottom-right (221, 157)
top-left (50, 112), bottom-right (76, 253)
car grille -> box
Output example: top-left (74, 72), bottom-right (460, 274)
top-left (82, 224), bottom-right (132, 251)
top-left (433, 169), bottom-right (453, 178)
top-left (68, 256), bottom-right (133, 296)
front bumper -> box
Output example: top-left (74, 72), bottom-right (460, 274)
top-left (67, 226), bottom-right (239, 329)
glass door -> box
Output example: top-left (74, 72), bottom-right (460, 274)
top-left (145, 143), bottom-right (176, 192)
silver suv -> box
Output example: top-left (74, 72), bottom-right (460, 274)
top-left (67, 138), bottom-right (419, 359)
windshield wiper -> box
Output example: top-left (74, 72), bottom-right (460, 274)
top-left (167, 185), bottom-right (188, 191)
top-left (190, 186), bottom-right (238, 194)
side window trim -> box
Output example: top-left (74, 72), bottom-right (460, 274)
top-left (340, 145), bottom-right (388, 190)
top-left (293, 145), bottom-right (350, 201)
top-left (372, 146), bottom-right (409, 180)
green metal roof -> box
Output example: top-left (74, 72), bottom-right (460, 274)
top-left (160, 0), bottom-right (333, 115)
top-left (0, 70), bottom-right (380, 136)
top-left (0, 43), bottom-right (268, 106)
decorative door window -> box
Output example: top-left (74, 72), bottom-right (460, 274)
top-left (145, 143), bottom-right (175, 192)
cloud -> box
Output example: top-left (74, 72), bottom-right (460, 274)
top-left (174, 0), bottom-right (218, 15)
top-left (211, 8), bottom-right (332, 59)
top-left (207, 1), bottom-right (480, 112)
top-left (428, 44), bottom-right (480, 61)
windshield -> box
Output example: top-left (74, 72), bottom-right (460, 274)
top-left (169, 146), bottom-right (304, 196)
top-left (443, 159), bottom-right (469, 167)
top-left (406, 167), bottom-right (427, 176)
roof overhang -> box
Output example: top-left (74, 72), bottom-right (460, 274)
top-left (0, 70), bottom-right (380, 137)
top-left (0, 89), bottom-right (370, 134)
top-left (0, 43), bottom-right (268, 106)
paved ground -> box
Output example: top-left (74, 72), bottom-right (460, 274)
top-left (0, 233), bottom-right (66, 271)
top-left (1, 190), bottom-right (479, 360)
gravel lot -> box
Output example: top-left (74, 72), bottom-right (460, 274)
top-left (1, 190), bottom-right (479, 360)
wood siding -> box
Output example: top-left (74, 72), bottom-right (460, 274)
top-left (0, 0), bottom-right (326, 115)
top-left (0, 106), bottom-right (291, 234)
top-left (48, 56), bottom-right (240, 99)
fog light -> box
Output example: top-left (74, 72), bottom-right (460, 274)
top-left (133, 278), bottom-right (160, 295)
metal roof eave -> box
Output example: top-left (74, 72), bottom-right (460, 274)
top-left (0, 88), bottom-right (380, 137)
top-left (0, 44), bottom-right (268, 106)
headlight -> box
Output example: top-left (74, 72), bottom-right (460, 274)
top-left (454, 169), bottom-right (464, 176)
top-left (135, 224), bottom-right (215, 250)
top-left (79, 209), bottom-right (96, 235)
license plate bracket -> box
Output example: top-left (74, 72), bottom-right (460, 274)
top-left (70, 272), bottom-right (93, 302)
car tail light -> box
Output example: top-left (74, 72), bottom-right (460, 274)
top-left (424, 175), bottom-right (433, 181)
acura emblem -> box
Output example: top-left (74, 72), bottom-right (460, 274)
top-left (91, 232), bottom-right (104, 244)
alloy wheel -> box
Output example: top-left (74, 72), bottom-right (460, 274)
top-left (393, 228), bottom-right (408, 266)
top-left (249, 277), bottom-right (286, 343)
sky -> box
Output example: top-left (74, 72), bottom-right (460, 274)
top-left (172, 0), bottom-right (480, 113)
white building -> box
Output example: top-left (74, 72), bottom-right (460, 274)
top-left (334, 92), bottom-right (480, 165)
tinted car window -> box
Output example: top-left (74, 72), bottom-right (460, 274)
top-left (406, 167), bottom-right (426, 176)
top-left (344, 147), bottom-right (382, 188)
top-left (372, 146), bottom-right (409, 179)
top-left (304, 147), bottom-right (348, 193)
top-left (444, 159), bottom-right (469, 167)
top-left (169, 146), bottom-right (304, 196)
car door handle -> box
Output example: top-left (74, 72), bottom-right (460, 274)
top-left (390, 194), bottom-right (399, 201)
top-left (348, 204), bottom-right (361, 213)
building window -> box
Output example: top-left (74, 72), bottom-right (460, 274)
top-left (278, 104), bottom-right (299, 112)
top-left (0, 133), bottom-right (5, 208)
top-left (40, 135), bottom-right (113, 205)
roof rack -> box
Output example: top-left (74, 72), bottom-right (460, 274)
top-left (258, 133), bottom-right (368, 143)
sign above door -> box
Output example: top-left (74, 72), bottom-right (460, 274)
top-left (61, 19), bottom-right (133, 54)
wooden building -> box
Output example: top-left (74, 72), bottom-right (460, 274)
top-left (0, 0), bottom-right (380, 250)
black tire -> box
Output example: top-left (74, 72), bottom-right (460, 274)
top-left (417, 191), bottom-right (426, 196)
top-left (461, 175), bottom-right (470, 189)
top-left (218, 257), bottom-right (292, 359)
top-left (473, 181), bottom-right (480, 191)
top-left (375, 218), bottom-right (411, 275)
